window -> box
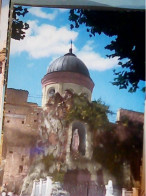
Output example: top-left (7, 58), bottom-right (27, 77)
top-left (19, 165), bottom-right (23, 173)
top-left (47, 88), bottom-right (55, 99)
top-left (22, 121), bottom-right (24, 124)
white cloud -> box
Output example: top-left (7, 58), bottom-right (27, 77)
top-left (10, 20), bottom-right (78, 59)
top-left (10, 20), bottom-right (119, 71)
top-left (29, 7), bottom-right (58, 20)
top-left (77, 41), bottom-right (119, 71)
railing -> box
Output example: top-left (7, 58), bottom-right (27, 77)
top-left (31, 177), bottom-right (139, 196)
top-left (31, 177), bottom-right (53, 196)
top-left (122, 188), bottom-right (139, 196)
top-left (31, 177), bottom-right (69, 196)
top-left (31, 178), bottom-right (120, 196)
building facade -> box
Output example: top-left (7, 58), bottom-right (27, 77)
top-left (1, 88), bottom-right (41, 193)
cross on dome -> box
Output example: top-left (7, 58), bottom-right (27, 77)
top-left (69, 40), bottom-right (73, 54)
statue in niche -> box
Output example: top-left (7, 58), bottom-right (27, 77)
top-left (105, 180), bottom-right (114, 196)
top-left (72, 129), bottom-right (80, 152)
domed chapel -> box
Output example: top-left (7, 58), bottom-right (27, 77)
top-left (41, 48), bottom-right (94, 106)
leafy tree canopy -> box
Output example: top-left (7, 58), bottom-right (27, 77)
top-left (12, 6), bottom-right (29, 40)
top-left (46, 90), bottom-right (112, 130)
top-left (93, 118), bottom-right (143, 187)
top-left (66, 93), bottom-right (112, 130)
top-left (69, 9), bottom-right (145, 92)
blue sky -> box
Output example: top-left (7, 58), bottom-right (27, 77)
top-left (8, 7), bottom-right (145, 122)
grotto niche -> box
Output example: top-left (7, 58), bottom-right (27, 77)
top-left (71, 121), bottom-right (86, 158)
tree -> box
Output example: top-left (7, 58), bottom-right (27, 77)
top-left (93, 118), bottom-right (143, 188)
top-left (69, 9), bottom-right (145, 92)
top-left (12, 6), bottom-right (29, 40)
top-left (45, 90), bottom-right (112, 130)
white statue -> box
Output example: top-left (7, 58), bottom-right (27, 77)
top-left (2, 193), bottom-right (7, 196)
top-left (72, 129), bottom-right (79, 152)
top-left (105, 180), bottom-right (114, 196)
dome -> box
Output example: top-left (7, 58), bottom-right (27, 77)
top-left (47, 49), bottom-right (90, 78)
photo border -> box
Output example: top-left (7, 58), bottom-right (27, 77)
top-left (0, 0), bottom-right (145, 193)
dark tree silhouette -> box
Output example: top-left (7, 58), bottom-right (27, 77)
top-left (93, 119), bottom-right (143, 187)
top-left (69, 9), bottom-right (145, 92)
top-left (12, 6), bottom-right (29, 40)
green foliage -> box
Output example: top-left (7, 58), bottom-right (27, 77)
top-left (42, 154), bottom-right (55, 170)
top-left (65, 94), bottom-right (112, 130)
top-left (93, 119), bottom-right (143, 187)
top-left (51, 170), bottom-right (65, 182)
top-left (41, 154), bottom-right (65, 182)
top-left (69, 9), bottom-right (145, 92)
top-left (93, 125), bottom-right (121, 171)
top-left (46, 91), bottom-right (112, 131)
top-left (12, 6), bottom-right (29, 40)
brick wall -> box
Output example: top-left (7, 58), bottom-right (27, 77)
top-left (1, 88), bottom-right (42, 193)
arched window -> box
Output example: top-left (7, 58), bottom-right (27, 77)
top-left (47, 88), bottom-right (55, 99)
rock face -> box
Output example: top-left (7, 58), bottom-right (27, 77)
top-left (20, 91), bottom-right (106, 195)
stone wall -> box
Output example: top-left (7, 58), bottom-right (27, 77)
top-left (1, 88), bottom-right (41, 193)
top-left (117, 109), bottom-right (144, 123)
top-left (5, 88), bottom-right (29, 105)
top-left (2, 146), bottom-right (31, 193)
